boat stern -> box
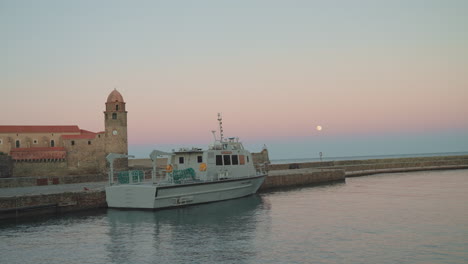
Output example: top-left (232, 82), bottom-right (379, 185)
top-left (105, 185), bottom-right (157, 209)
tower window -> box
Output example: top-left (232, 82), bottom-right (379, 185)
top-left (116, 105), bottom-right (119, 111)
top-left (71, 141), bottom-right (75, 146)
top-left (112, 113), bottom-right (117, 119)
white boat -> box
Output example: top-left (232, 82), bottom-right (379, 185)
top-left (105, 114), bottom-right (267, 209)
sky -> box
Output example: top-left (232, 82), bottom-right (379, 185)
top-left (1, 0), bottom-right (468, 159)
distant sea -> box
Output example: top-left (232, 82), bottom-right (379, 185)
top-left (270, 151), bottom-right (468, 164)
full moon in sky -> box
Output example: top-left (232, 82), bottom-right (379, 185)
top-left (316, 125), bottom-right (322, 131)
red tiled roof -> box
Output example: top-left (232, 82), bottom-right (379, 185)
top-left (10, 147), bottom-right (67, 161)
top-left (0, 125), bottom-right (80, 133)
top-left (80, 129), bottom-right (96, 134)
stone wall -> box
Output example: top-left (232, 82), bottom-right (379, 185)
top-left (259, 169), bottom-right (345, 191)
top-left (0, 155), bottom-right (13, 178)
top-left (65, 136), bottom-right (107, 173)
top-left (0, 190), bottom-right (107, 220)
top-left (252, 148), bottom-right (270, 165)
top-left (268, 155), bottom-right (468, 172)
top-left (0, 173), bottom-right (107, 188)
top-left (13, 160), bottom-right (69, 177)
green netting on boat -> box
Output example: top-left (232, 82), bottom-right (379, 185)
top-left (118, 170), bottom-right (144, 184)
top-left (171, 168), bottom-right (196, 183)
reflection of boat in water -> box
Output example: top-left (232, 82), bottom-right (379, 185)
top-left (106, 114), bottom-right (267, 210)
top-left (105, 194), bottom-right (265, 264)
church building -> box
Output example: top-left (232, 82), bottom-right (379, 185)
top-left (0, 89), bottom-right (128, 176)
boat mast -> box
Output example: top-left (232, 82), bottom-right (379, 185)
top-left (217, 113), bottom-right (224, 142)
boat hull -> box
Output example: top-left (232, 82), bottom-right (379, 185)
top-left (105, 174), bottom-right (266, 209)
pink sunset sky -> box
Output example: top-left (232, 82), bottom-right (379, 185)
top-left (1, 1), bottom-right (467, 159)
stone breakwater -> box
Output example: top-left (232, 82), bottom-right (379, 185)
top-left (259, 169), bottom-right (344, 191)
top-left (269, 155), bottom-right (468, 176)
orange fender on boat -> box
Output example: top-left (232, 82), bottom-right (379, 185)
top-left (166, 164), bottom-right (173, 173)
top-left (199, 163), bottom-right (207, 171)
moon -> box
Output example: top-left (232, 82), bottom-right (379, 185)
top-left (316, 125), bottom-right (322, 131)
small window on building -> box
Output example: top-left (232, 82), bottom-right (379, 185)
top-left (232, 155), bottom-right (239, 165)
top-left (216, 155), bottom-right (223, 165)
top-left (51, 140), bottom-right (55, 147)
top-left (88, 141), bottom-right (92, 145)
top-left (223, 155), bottom-right (231, 165)
top-left (197, 156), bottom-right (203, 163)
top-left (179, 156), bottom-right (184, 164)
top-left (33, 139), bottom-right (38, 144)
top-left (71, 141), bottom-right (75, 146)
top-left (239, 155), bottom-right (245, 165)
top-left (112, 113), bottom-right (117, 119)
top-left (116, 105), bottom-right (119, 111)
top-left (15, 140), bottom-right (20, 148)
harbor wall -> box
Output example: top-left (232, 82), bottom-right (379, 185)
top-left (268, 155), bottom-right (468, 173)
top-left (259, 169), bottom-right (345, 191)
top-left (0, 190), bottom-right (106, 220)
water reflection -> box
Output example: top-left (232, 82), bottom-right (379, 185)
top-left (106, 195), bottom-right (264, 264)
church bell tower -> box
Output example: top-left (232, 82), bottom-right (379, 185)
top-left (104, 89), bottom-right (128, 169)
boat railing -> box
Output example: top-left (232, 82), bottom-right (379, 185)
top-left (117, 170), bottom-right (145, 185)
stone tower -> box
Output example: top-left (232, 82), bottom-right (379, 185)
top-left (104, 89), bottom-right (128, 169)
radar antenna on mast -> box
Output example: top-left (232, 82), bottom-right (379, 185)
top-left (217, 113), bottom-right (224, 142)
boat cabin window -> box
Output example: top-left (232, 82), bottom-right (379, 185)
top-left (239, 155), bottom-right (245, 165)
top-left (247, 156), bottom-right (250, 163)
top-left (216, 154), bottom-right (243, 166)
top-left (197, 156), bottom-right (203, 163)
top-left (223, 144), bottom-right (228, 150)
top-left (223, 155), bottom-right (231, 165)
top-left (216, 155), bottom-right (223, 165)
top-left (232, 155), bottom-right (239, 165)
top-left (179, 157), bottom-right (184, 164)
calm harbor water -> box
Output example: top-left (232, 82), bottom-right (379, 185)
top-left (1, 169), bottom-right (467, 264)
